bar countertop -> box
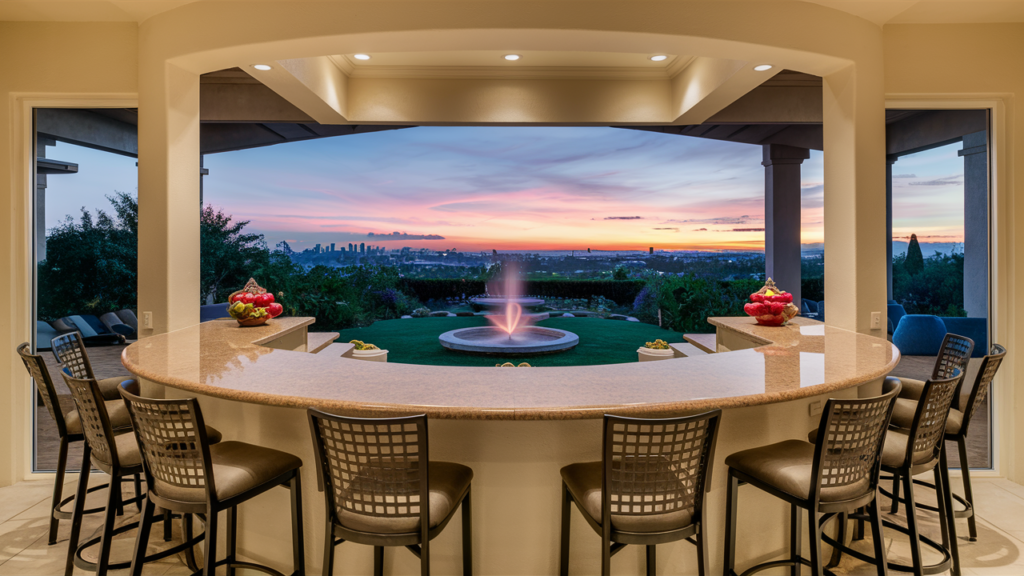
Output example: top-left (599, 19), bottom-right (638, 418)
top-left (122, 316), bottom-right (899, 420)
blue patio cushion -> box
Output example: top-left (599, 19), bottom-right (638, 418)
top-left (941, 317), bottom-right (988, 358)
top-left (200, 303), bottom-right (231, 322)
top-left (65, 315), bottom-right (99, 338)
top-left (887, 304), bottom-right (907, 334)
top-left (892, 315), bottom-right (948, 356)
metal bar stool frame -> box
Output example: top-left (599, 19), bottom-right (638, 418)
top-left (120, 387), bottom-right (305, 576)
top-left (724, 378), bottom-right (903, 576)
top-left (308, 410), bottom-right (472, 576)
top-left (51, 331), bottom-right (98, 380)
top-left (60, 372), bottom-right (203, 576)
top-left (829, 374), bottom-right (964, 576)
top-left (16, 343), bottom-right (136, 545)
top-left (560, 410), bottom-right (723, 576)
top-left (884, 344), bottom-right (1005, 543)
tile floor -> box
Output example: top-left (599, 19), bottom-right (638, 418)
top-left (0, 472), bottom-right (1022, 574)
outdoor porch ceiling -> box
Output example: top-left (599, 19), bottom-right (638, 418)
top-left (241, 50), bottom-right (777, 125)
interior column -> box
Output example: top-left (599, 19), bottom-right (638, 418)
top-left (763, 144), bottom-right (809, 308)
top-left (821, 64), bottom-right (887, 333)
top-left (137, 60), bottom-right (202, 335)
top-left (959, 130), bottom-right (988, 318)
top-left (886, 155), bottom-right (897, 301)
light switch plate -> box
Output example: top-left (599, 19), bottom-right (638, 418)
top-left (809, 400), bottom-right (822, 416)
top-left (143, 312), bottom-right (153, 329)
top-left (870, 311), bottom-right (881, 329)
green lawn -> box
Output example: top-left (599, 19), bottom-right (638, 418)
top-left (333, 316), bottom-right (685, 367)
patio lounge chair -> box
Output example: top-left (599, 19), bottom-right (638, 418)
top-left (52, 315), bottom-right (124, 346)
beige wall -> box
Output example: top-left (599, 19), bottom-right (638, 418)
top-left (884, 23), bottom-right (1024, 480)
top-left (1, 7), bottom-right (1018, 489)
top-left (0, 22), bottom-right (138, 485)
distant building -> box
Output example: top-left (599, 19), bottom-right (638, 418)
top-left (360, 242), bottom-right (365, 254)
top-left (314, 243), bottom-right (321, 253)
top-left (330, 243), bottom-right (335, 253)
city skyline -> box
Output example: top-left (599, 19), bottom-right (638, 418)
top-left (42, 127), bottom-right (966, 253)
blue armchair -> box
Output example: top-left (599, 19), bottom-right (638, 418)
top-left (892, 313), bottom-right (988, 357)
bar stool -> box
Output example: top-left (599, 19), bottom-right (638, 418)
top-left (307, 410), bottom-right (473, 576)
top-left (52, 331), bottom-right (134, 395)
top-left (121, 386), bottom-right (305, 576)
top-left (889, 342), bottom-right (1004, 542)
top-left (60, 373), bottom-right (218, 575)
top-left (559, 410), bottom-right (723, 576)
top-left (16, 343), bottom-right (137, 545)
top-left (821, 373), bottom-right (964, 576)
top-left (724, 378), bottom-right (902, 576)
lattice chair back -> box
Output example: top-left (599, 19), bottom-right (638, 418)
top-left (51, 332), bottom-right (95, 380)
top-left (960, 344), bottom-right (1006, 437)
top-left (905, 374), bottom-right (960, 468)
top-left (60, 370), bottom-right (118, 472)
top-left (932, 333), bottom-right (974, 381)
top-left (119, 388), bottom-right (216, 505)
top-left (17, 343), bottom-right (69, 438)
top-left (308, 410), bottom-right (429, 532)
top-left (812, 378), bottom-right (901, 504)
top-left (601, 410), bottom-right (722, 527)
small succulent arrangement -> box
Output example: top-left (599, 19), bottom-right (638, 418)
top-left (349, 340), bottom-right (380, 351)
top-left (497, 362), bottom-right (532, 368)
top-left (411, 307), bottom-right (432, 318)
top-left (643, 339), bottom-right (670, 350)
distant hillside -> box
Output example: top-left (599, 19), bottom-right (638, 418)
top-left (801, 242), bottom-right (962, 258)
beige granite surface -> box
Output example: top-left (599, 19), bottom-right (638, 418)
top-left (122, 316), bottom-right (899, 420)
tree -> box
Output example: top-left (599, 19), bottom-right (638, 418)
top-left (905, 233), bottom-right (925, 275)
top-left (37, 192), bottom-right (138, 320)
top-left (200, 205), bottom-right (270, 303)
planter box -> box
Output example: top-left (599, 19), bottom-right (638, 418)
top-left (352, 349), bottom-right (389, 363)
top-left (637, 347), bottom-right (674, 362)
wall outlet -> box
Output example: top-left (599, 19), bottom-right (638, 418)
top-left (809, 400), bottom-right (822, 416)
top-left (143, 312), bottom-right (153, 329)
top-left (870, 311), bottom-right (881, 329)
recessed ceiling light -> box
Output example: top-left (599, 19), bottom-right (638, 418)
top-left (353, 54), bottom-right (371, 61)
top-left (649, 55), bottom-right (668, 62)
top-left (754, 64), bottom-right (773, 71)
top-left (252, 64), bottom-right (272, 71)
top-left (504, 54), bottom-right (520, 61)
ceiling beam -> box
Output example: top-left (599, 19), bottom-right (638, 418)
top-left (248, 56), bottom-right (350, 124)
top-left (669, 57), bottom-right (778, 124)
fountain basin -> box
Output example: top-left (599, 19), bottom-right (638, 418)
top-left (439, 326), bottom-right (579, 356)
top-left (470, 297), bottom-right (545, 309)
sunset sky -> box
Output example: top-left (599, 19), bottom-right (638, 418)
top-left (43, 127), bottom-right (966, 253)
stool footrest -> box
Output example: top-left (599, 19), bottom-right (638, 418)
top-left (54, 476), bottom-right (138, 520)
top-left (73, 512), bottom-right (205, 572)
top-left (822, 514), bottom-right (952, 576)
top-left (879, 475), bottom-right (974, 519)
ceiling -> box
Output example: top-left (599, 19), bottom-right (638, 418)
top-left (1, 0), bottom-right (1023, 25)
top-left (329, 51), bottom-right (691, 80)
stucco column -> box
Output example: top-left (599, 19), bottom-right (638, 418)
top-left (959, 131), bottom-right (988, 318)
top-left (822, 64), bottom-right (887, 333)
top-left (763, 144), bottom-right (809, 308)
top-left (886, 155), bottom-right (897, 301)
top-left (137, 61), bottom-right (201, 336)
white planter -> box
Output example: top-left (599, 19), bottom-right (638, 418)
top-left (352, 349), bottom-right (389, 363)
top-left (637, 347), bottom-right (674, 362)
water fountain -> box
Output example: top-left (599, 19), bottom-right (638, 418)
top-left (439, 266), bottom-right (579, 356)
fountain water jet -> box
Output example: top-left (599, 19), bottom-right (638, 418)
top-left (439, 263), bottom-right (579, 356)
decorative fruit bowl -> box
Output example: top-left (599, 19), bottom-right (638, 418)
top-left (227, 278), bottom-right (283, 327)
top-left (743, 278), bottom-right (800, 326)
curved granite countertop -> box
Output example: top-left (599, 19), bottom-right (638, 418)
top-left (122, 316), bottom-right (899, 420)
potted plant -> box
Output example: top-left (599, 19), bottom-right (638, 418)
top-left (349, 340), bottom-right (388, 362)
top-left (637, 339), bottom-right (674, 362)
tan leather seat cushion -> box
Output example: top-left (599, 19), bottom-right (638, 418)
top-left (97, 377), bottom-right (138, 401)
top-left (155, 440), bottom-right (300, 504)
top-left (725, 440), bottom-right (869, 503)
top-left (889, 398), bottom-right (963, 435)
top-left (65, 399), bottom-right (132, 434)
top-left (560, 461), bottom-right (694, 533)
top-left (807, 428), bottom-right (934, 469)
top-left (337, 462), bottom-right (473, 535)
